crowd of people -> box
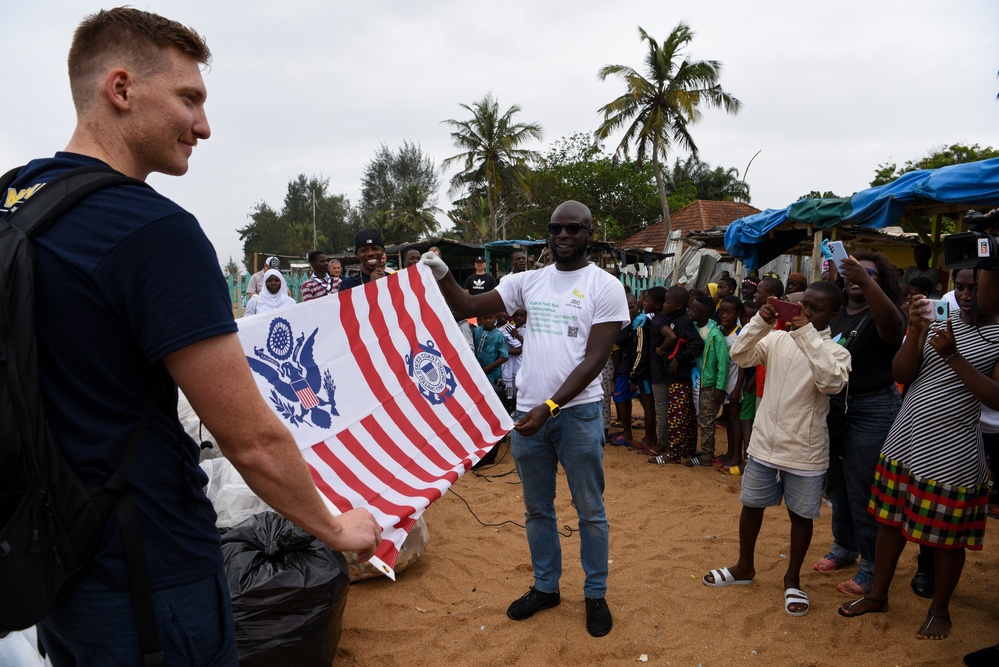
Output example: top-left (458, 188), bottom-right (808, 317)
top-left (240, 209), bottom-right (998, 655)
top-left (7, 5), bottom-right (997, 663)
top-left (597, 246), bottom-right (998, 662)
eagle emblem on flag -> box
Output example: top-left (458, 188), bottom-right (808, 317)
top-left (406, 340), bottom-right (456, 405)
top-left (247, 317), bottom-right (338, 428)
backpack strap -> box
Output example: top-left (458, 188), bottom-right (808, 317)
top-left (3, 164), bottom-right (148, 238)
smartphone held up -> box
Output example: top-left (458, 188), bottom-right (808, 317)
top-left (768, 297), bottom-right (801, 325)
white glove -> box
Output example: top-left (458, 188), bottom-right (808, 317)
top-left (421, 251), bottom-right (449, 280)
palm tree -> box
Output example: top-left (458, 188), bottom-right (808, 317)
top-left (596, 24), bottom-right (741, 240)
top-left (443, 94), bottom-right (543, 240)
top-left (446, 196), bottom-right (492, 243)
top-left (383, 183), bottom-right (442, 241)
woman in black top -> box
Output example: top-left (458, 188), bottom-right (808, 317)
top-left (813, 250), bottom-right (905, 596)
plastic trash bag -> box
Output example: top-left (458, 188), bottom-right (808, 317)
top-left (200, 458), bottom-right (272, 529)
top-left (344, 514), bottom-right (429, 582)
top-left (221, 511), bottom-right (349, 667)
top-left (176, 389), bottom-right (223, 462)
top-left (0, 627), bottom-right (50, 666)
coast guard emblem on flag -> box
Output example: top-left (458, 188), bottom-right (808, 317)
top-left (406, 340), bottom-right (456, 405)
top-left (247, 317), bottom-right (338, 429)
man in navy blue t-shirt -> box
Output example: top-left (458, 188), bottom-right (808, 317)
top-left (4, 8), bottom-right (381, 664)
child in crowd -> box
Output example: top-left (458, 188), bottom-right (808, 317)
top-left (686, 295), bottom-right (730, 467)
top-left (648, 286), bottom-right (703, 464)
top-left (472, 313), bottom-right (508, 400)
top-left (711, 277), bottom-right (737, 323)
top-left (702, 281), bottom-right (851, 619)
top-left (629, 289), bottom-right (658, 452)
top-left (716, 296), bottom-right (744, 472)
top-left (741, 274), bottom-right (760, 302)
top-left (725, 300), bottom-right (760, 476)
top-left (500, 308), bottom-right (527, 412)
top-left (750, 277), bottom-right (786, 408)
top-left (610, 294), bottom-right (641, 446)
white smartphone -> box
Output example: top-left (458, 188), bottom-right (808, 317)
top-left (929, 299), bottom-right (949, 321)
top-left (826, 241), bottom-right (849, 268)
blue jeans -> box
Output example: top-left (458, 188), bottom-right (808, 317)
top-left (38, 569), bottom-right (237, 666)
top-left (511, 401), bottom-right (608, 599)
top-left (825, 386), bottom-right (902, 575)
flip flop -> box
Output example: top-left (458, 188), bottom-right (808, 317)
top-left (648, 455), bottom-right (680, 465)
top-left (609, 434), bottom-right (631, 447)
top-left (838, 596), bottom-right (888, 618)
top-left (684, 456), bottom-right (713, 467)
top-left (702, 567), bottom-right (752, 587)
top-left (784, 588), bottom-right (810, 616)
top-left (916, 613), bottom-right (951, 640)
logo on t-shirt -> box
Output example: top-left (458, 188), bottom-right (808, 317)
top-left (471, 278), bottom-right (487, 290)
top-left (246, 317), bottom-right (339, 429)
top-left (407, 340), bottom-right (457, 405)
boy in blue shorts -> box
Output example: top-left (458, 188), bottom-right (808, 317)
top-left (701, 282), bottom-right (851, 618)
top-left (610, 294), bottom-right (641, 446)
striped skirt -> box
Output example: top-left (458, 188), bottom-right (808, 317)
top-left (868, 454), bottom-right (988, 550)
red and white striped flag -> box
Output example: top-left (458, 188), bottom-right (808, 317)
top-left (236, 264), bottom-right (513, 578)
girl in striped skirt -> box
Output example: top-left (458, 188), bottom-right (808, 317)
top-left (838, 267), bottom-right (999, 640)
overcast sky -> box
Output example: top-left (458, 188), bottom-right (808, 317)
top-left (3, 1), bottom-right (997, 270)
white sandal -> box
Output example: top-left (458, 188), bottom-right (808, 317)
top-left (784, 587), bottom-right (810, 616)
top-left (702, 566), bottom-right (753, 587)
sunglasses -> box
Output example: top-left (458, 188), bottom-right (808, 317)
top-left (548, 223), bottom-right (589, 235)
top-left (865, 268), bottom-right (879, 277)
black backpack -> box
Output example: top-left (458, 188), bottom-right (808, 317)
top-left (0, 165), bottom-right (165, 664)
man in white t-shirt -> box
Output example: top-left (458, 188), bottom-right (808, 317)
top-left (422, 201), bottom-right (629, 638)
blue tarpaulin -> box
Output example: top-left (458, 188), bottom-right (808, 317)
top-left (724, 158), bottom-right (999, 270)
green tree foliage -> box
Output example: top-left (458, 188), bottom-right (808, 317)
top-left (222, 256), bottom-right (242, 278)
top-left (798, 190), bottom-right (841, 200)
top-left (500, 133), bottom-right (750, 242)
top-left (445, 196), bottom-right (492, 243)
top-left (668, 156), bottom-right (749, 202)
top-left (443, 94), bottom-right (544, 240)
top-left (238, 174), bottom-right (355, 271)
top-left (510, 133), bottom-right (661, 241)
top-left (358, 141), bottom-right (442, 242)
top-left (870, 143), bottom-right (999, 187)
top-left (596, 23), bottom-right (741, 241)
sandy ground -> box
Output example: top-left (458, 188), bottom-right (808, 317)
top-left (334, 405), bottom-right (999, 667)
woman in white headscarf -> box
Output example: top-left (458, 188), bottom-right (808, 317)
top-left (244, 269), bottom-right (295, 316)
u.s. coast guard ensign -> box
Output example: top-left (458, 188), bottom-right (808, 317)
top-left (247, 318), bottom-right (338, 428)
top-left (406, 340), bottom-right (456, 405)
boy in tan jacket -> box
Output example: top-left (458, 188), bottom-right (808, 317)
top-left (701, 281), bottom-right (851, 617)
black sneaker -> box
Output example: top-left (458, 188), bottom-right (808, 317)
top-left (585, 597), bottom-right (612, 637)
top-left (507, 587), bottom-right (560, 620)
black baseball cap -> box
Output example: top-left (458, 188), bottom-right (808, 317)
top-left (474, 256), bottom-right (485, 262)
top-left (354, 229), bottom-right (384, 249)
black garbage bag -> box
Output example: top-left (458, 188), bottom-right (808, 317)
top-left (221, 511), bottom-right (349, 666)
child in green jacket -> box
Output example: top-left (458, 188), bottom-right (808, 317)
top-left (686, 295), bottom-right (730, 467)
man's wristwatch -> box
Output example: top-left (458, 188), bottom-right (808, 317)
top-left (544, 399), bottom-right (560, 418)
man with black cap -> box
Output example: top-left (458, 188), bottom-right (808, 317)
top-left (464, 255), bottom-right (498, 295)
top-left (339, 228), bottom-right (386, 291)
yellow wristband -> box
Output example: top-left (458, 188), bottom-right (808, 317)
top-left (544, 399), bottom-right (561, 418)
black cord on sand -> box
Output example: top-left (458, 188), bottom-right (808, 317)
top-left (472, 438), bottom-right (521, 484)
top-left (450, 450), bottom-right (579, 538)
